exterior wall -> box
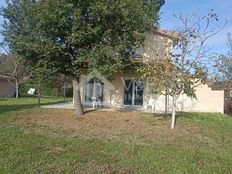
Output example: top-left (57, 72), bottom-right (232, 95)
top-left (144, 83), bottom-right (224, 113)
top-left (80, 73), bottom-right (224, 113)
top-left (142, 32), bottom-right (173, 61)
top-left (0, 79), bottom-right (14, 97)
top-left (80, 71), bottom-right (134, 109)
top-left (175, 85), bottom-right (224, 113)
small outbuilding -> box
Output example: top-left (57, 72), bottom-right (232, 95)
top-left (0, 78), bottom-right (14, 97)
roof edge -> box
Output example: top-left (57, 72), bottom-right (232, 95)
top-left (153, 29), bottom-right (182, 41)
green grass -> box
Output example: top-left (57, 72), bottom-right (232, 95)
top-left (1, 97), bottom-right (232, 173)
top-left (0, 96), bottom-right (71, 116)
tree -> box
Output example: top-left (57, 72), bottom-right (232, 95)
top-left (33, 59), bottom-right (59, 106)
top-left (137, 59), bottom-right (206, 129)
top-left (216, 33), bottom-right (232, 82)
top-left (0, 53), bottom-right (31, 98)
top-left (2, 0), bottom-right (164, 117)
top-left (46, 74), bottom-right (70, 97)
top-left (137, 11), bottom-right (226, 129)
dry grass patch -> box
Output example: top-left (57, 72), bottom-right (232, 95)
top-left (3, 98), bottom-right (232, 173)
top-left (17, 109), bottom-right (201, 144)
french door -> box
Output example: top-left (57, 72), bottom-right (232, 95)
top-left (124, 79), bottom-right (144, 106)
top-left (85, 79), bottom-right (104, 103)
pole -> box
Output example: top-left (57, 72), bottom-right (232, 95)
top-left (63, 75), bottom-right (66, 102)
top-left (38, 79), bottom-right (41, 108)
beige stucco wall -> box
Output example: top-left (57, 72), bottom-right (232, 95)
top-left (80, 71), bottom-right (134, 109)
top-left (144, 84), bottom-right (224, 113)
top-left (0, 79), bottom-right (14, 97)
top-left (176, 84), bottom-right (224, 113)
top-left (142, 32), bottom-right (173, 61)
top-left (80, 73), bottom-right (224, 113)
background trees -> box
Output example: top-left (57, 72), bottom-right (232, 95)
top-left (2, 0), bottom-right (165, 117)
top-left (216, 33), bottom-right (232, 82)
top-left (0, 53), bottom-right (31, 98)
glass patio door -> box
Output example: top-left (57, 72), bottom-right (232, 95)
top-left (124, 79), bottom-right (144, 106)
top-left (85, 79), bottom-right (104, 103)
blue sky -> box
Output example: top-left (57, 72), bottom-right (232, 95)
top-left (0, 0), bottom-right (231, 54)
top-left (160, 0), bottom-right (232, 54)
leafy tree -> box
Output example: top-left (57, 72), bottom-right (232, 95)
top-left (46, 74), bottom-right (70, 97)
top-left (2, 0), bottom-right (164, 117)
top-left (33, 59), bottom-right (59, 106)
top-left (0, 53), bottom-right (31, 98)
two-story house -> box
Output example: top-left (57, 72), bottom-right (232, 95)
top-left (77, 29), bottom-right (225, 113)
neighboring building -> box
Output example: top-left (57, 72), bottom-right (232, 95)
top-left (77, 29), bottom-right (225, 113)
top-left (0, 78), bottom-right (14, 97)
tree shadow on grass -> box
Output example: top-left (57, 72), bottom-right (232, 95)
top-left (175, 112), bottom-right (218, 119)
top-left (149, 113), bottom-right (171, 120)
top-left (0, 100), bottom-right (65, 115)
top-left (149, 112), bottom-right (201, 120)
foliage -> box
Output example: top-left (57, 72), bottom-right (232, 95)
top-left (2, 0), bottom-right (164, 78)
top-left (216, 33), bottom-right (232, 82)
top-left (2, 0), bottom-right (165, 115)
top-left (137, 60), bottom-right (206, 99)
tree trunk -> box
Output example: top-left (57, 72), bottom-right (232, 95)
top-left (63, 75), bottom-right (66, 102)
top-left (37, 80), bottom-right (41, 108)
top-left (171, 94), bottom-right (177, 129)
top-left (164, 86), bottom-right (170, 114)
top-left (55, 88), bottom-right (60, 97)
top-left (15, 79), bottom-right (19, 98)
top-left (165, 94), bottom-right (168, 114)
top-left (73, 76), bottom-right (84, 117)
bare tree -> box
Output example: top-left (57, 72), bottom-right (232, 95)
top-left (0, 54), bottom-right (31, 98)
top-left (138, 11), bottom-right (227, 129)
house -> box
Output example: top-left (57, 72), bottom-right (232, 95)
top-left (77, 29), bottom-right (225, 113)
top-left (0, 78), bottom-right (14, 97)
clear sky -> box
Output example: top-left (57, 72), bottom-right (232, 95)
top-left (160, 0), bottom-right (232, 54)
top-left (0, 1), bottom-right (6, 52)
top-left (0, 0), bottom-right (231, 54)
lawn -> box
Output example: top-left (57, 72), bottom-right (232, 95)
top-left (1, 97), bottom-right (232, 173)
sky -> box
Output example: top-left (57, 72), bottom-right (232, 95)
top-left (0, 0), bottom-right (231, 54)
top-left (0, 1), bottom-right (6, 52)
top-left (160, 0), bottom-right (232, 54)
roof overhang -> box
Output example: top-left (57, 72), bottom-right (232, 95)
top-left (152, 29), bottom-right (183, 41)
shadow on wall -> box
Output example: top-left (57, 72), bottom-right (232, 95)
top-left (110, 89), bottom-right (122, 109)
